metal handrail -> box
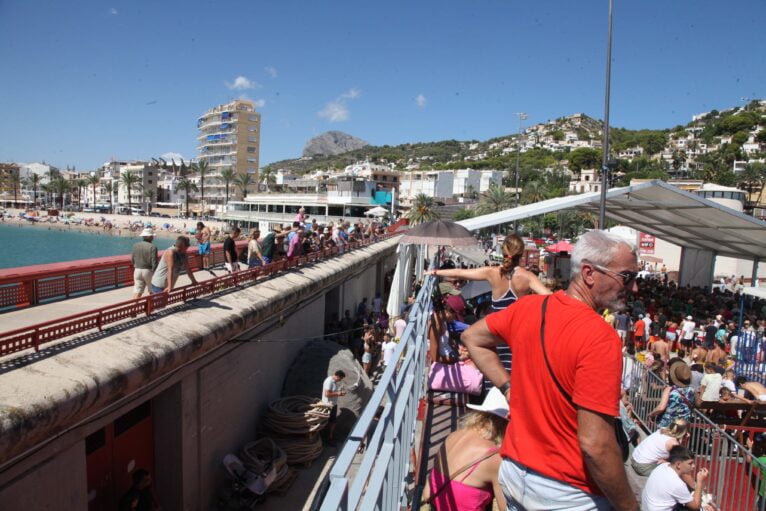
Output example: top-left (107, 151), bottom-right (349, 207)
top-left (623, 355), bottom-right (765, 510)
top-left (0, 234), bottom-right (397, 358)
top-left (317, 273), bottom-right (435, 510)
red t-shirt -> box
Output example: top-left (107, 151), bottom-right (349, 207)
top-left (633, 320), bottom-right (645, 338)
top-left (485, 290), bottom-right (622, 495)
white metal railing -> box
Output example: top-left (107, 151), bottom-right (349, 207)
top-left (316, 275), bottom-right (435, 510)
top-left (623, 355), bottom-right (766, 510)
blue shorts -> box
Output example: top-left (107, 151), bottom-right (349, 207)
top-left (198, 242), bottom-right (210, 255)
top-left (151, 284), bottom-right (165, 294)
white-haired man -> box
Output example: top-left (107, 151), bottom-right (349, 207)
top-left (462, 230), bottom-right (639, 511)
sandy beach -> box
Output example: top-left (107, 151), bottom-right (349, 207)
top-left (0, 208), bottom-right (228, 241)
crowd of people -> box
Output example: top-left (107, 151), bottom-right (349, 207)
top-left (415, 229), bottom-right (766, 511)
top-left (128, 209), bottom-right (391, 297)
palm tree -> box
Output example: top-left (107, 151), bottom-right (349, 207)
top-left (144, 188), bottom-right (156, 213)
top-left (233, 173), bottom-right (252, 199)
top-left (87, 175), bottom-right (100, 209)
top-left (7, 172), bottom-right (22, 207)
top-left (28, 173), bottom-right (41, 207)
top-left (406, 193), bottom-right (440, 225)
top-left (521, 180), bottom-right (549, 205)
top-left (260, 167), bottom-right (276, 192)
top-left (49, 175), bottom-right (70, 210)
top-left (120, 170), bottom-right (140, 214)
top-left (103, 181), bottom-right (114, 213)
top-left (176, 178), bottom-right (198, 217)
top-left (192, 160), bottom-right (210, 212)
top-left (76, 178), bottom-right (88, 209)
top-left (475, 184), bottom-right (513, 215)
top-left (219, 167), bottom-right (236, 205)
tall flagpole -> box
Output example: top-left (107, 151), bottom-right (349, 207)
top-left (598, 0), bottom-right (613, 229)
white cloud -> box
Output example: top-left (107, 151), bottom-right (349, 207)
top-left (341, 87), bottom-right (361, 99)
top-left (161, 152), bottom-right (185, 163)
top-left (318, 88), bottom-right (360, 122)
top-left (415, 94), bottom-right (427, 108)
top-left (318, 101), bottom-right (349, 122)
top-left (227, 75), bottom-right (259, 90)
top-left (253, 99), bottom-right (266, 108)
top-left (264, 66), bottom-right (278, 78)
top-left (109, 7), bottom-right (118, 15)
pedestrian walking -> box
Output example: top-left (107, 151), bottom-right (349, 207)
top-left (131, 227), bottom-right (158, 299)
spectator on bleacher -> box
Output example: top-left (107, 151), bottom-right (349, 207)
top-left (680, 316), bottom-right (696, 350)
top-left (641, 446), bottom-right (709, 511)
top-left (650, 363), bottom-right (694, 428)
top-left (630, 418), bottom-right (689, 476)
top-left (705, 342), bottom-right (726, 366)
top-left (462, 230), bottom-right (638, 511)
top-left (690, 364), bottom-right (705, 393)
top-left (698, 363), bottom-right (723, 404)
top-left (422, 388), bottom-right (508, 511)
top-left (634, 314), bottom-right (646, 350)
top-left (614, 309), bottom-right (631, 345)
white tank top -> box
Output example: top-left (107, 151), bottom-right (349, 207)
top-left (632, 431), bottom-right (675, 464)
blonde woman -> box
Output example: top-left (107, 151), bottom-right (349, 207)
top-left (432, 234), bottom-right (551, 389)
top-left (630, 418), bottom-right (689, 476)
top-left (422, 388), bottom-right (508, 511)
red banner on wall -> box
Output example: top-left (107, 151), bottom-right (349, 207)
top-left (638, 233), bottom-right (656, 255)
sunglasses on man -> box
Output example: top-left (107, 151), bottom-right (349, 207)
top-left (585, 260), bottom-right (638, 287)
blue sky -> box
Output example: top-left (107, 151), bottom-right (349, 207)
top-left (1, 0), bottom-right (764, 170)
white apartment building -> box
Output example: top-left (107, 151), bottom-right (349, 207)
top-left (400, 171), bottom-right (454, 200)
top-left (342, 161), bottom-right (400, 191)
top-left (452, 169), bottom-right (503, 196)
top-left (112, 162), bottom-right (159, 212)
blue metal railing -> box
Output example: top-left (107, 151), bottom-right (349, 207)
top-left (317, 274), bottom-right (435, 510)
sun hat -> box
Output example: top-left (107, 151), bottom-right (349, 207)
top-left (140, 227), bottom-right (154, 237)
top-left (669, 363), bottom-right (692, 387)
top-left (686, 315), bottom-right (693, 320)
top-left (438, 282), bottom-right (461, 296)
top-left (467, 387), bottom-right (509, 419)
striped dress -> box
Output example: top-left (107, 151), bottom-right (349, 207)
top-left (484, 269), bottom-right (518, 390)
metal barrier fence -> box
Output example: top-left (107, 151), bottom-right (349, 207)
top-left (317, 274), bottom-right (436, 511)
top-left (734, 328), bottom-right (766, 385)
top-left (0, 241), bottom-right (246, 311)
top-left (0, 234), bottom-right (396, 358)
top-left (623, 355), bottom-right (766, 510)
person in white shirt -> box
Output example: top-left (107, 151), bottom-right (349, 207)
top-left (372, 292), bottom-right (382, 314)
top-left (322, 370), bottom-right (346, 445)
top-left (642, 445), bottom-right (708, 511)
top-left (681, 316), bottom-right (696, 348)
top-left (630, 419), bottom-right (688, 476)
top-left (698, 363), bottom-right (722, 403)
top-left (382, 334), bottom-right (397, 366)
top-left (394, 314), bottom-right (408, 339)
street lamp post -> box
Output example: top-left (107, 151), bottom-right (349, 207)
top-left (598, 0), bottom-right (614, 229)
top-left (513, 112), bottom-right (528, 232)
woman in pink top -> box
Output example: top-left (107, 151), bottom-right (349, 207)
top-left (421, 388), bottom-right (508, 510)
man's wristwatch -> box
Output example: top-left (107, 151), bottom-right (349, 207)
top-left (498, 382), bottom-right (511, 397)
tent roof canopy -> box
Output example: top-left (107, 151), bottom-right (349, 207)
top-left (458, 180), bottom-right (766, 260)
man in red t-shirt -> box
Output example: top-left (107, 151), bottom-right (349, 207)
top-left (462, 230), bottom-right (639, 511)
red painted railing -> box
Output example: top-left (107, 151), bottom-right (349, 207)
top-left (0, 234), bottom-right (396, 358)
top-left (0, 241), bottom-right (248, 311)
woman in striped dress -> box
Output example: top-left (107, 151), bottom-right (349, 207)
top-left (432, 234), bottom-right (551, 390)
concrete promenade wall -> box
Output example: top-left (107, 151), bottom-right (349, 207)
top-left (0, 236), bottom-right (399, 510)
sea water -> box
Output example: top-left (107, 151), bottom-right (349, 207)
top-left (0, 223), bottom-right (175, 269)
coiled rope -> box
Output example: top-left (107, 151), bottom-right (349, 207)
top-left (261, 396), bottom-right (332, 466)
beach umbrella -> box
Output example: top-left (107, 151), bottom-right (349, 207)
top-left (400, 220), bottom-right (477, 247)
top-left (546, 240), bottom-right (574, 253)
top-left (366, 206), bottom-right (389, 217)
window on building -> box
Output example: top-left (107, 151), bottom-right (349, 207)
top-left (247, 158), bottom-right (257, 164)
top-left (285, 205), bottom-right (300, 214)
top-left (248, 125), bottom-right (257, 132)
top-left (304, 205), bottom-right (326, 216)
top-left (267, 204), bottom-right (284, 213)
top-left (344, 205), bottom-right (367, 217)
top-left (248, 115), bottom-right (258, 121)
top-left (328, 206), bottom-right (344, 216)
top-left (248, 136), bottom-right (258, 143)
top-left (247, 168), bottom-right (257, 174)
top-left (147, 180), bottom-right (152, 184)
top-left (247, 146), bottom-right (256, 153)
